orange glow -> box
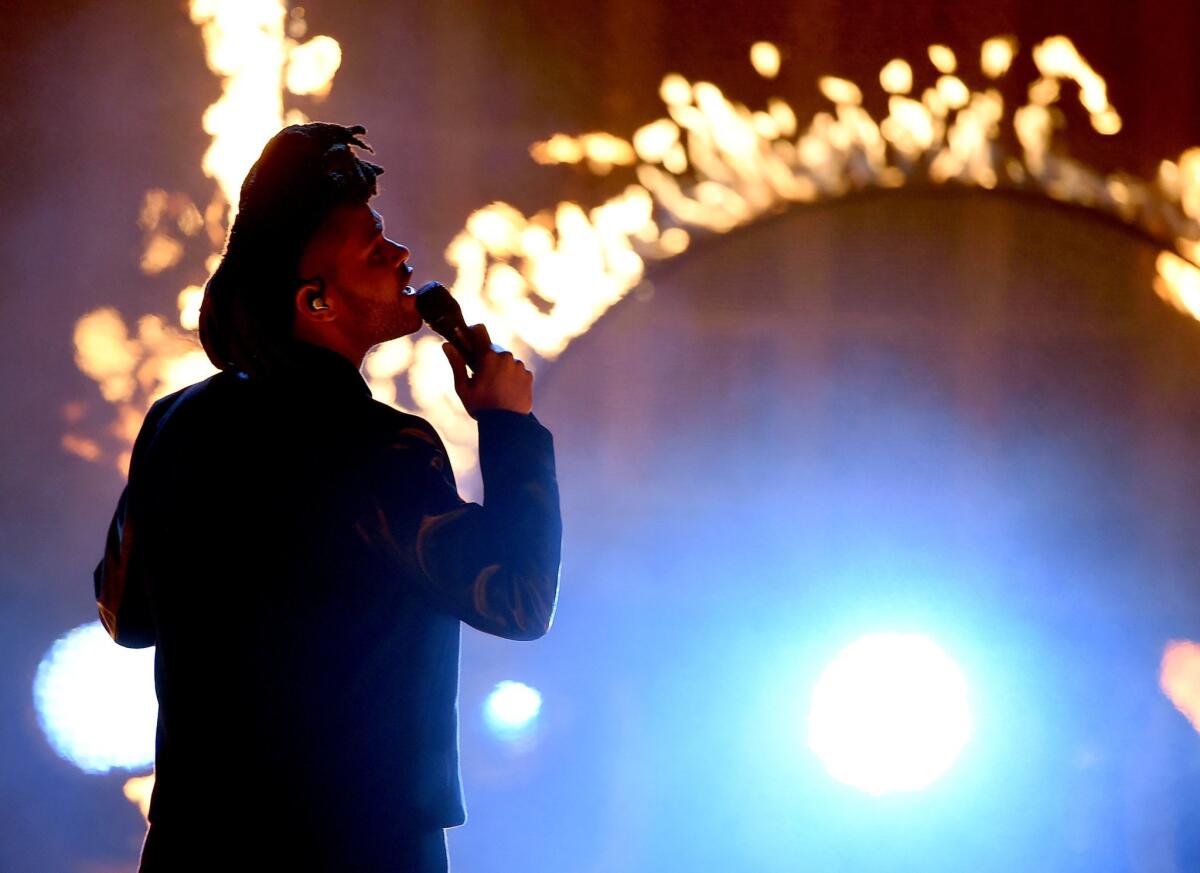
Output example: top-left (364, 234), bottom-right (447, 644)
top-left (935, 75), bottom-right (970, 110)
top-left (529, 132), bottom-right (637, 174)
top-left (818, 76), bottom-right (863, 106)
top-left (981, 36), bottom-right (1017, 79)
top-left (140, 234), bottom-right (184, 275)
top-left (750, 41), bottom-right (781, 79)
top-left (1028, 77), bottom-right (1061, 107)
top-left (60, 434), bottom-right (102, 462)
top-left (123, 774), bottom-right (155, 820)
top-left (1092, 107), bottom-right (1122, 135)
top-left (879, 59), bottom-right (913, 95)
top-left (659, 73), bottom-right (692, 107)
top-left (1161, 641), bottom-right (1200, 734)
top-left (1154, 251), bottom-right (1200, 320)
top-left (1031, 35), bottom-right (1121, 136)
top-left (928, 44), bottom-right (957, 74)
top-left (1177, 148), bottom-right (1200, 221)
top-left (633, 118), bottom-right (681, 164)
top-left (285, 34), bottom-right (341, 98)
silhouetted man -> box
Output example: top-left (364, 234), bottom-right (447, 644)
top-left (94, 123), bottom-right (562, 872)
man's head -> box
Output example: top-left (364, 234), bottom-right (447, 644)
top-left (292, 201), bottom-right (419, 365)
top-left (199, 122), bottom-right (421, 377)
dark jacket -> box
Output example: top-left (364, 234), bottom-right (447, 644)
top-left (94, 340), bottom-right (561, 865)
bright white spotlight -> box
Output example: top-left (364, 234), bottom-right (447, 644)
top-left (483, 680), bottom-right (542, 738)
top-left (807, 632), bottom-right (971, 795)
top-left (33, 622), bottom-right (157, 774)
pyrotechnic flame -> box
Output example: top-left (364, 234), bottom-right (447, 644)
top-left (1161, 641), bottom-right (1200, 734)
top-left (928, 44), bottom-right (957, 74)
top-left (1031, 35), bottom-right (1121, 135)
top-left (980, 37), bottom-right (1016, 80)
top-left (529, 132), bottom-right (636, 174)
top-left (67, 0), bottom-right (344, 476)
top-left (70, 27), bottom-right (1200, 494)
top-left (750, 41), bottom-right (781, 79)
top-left (428, 35), bottom-right (1200, 467)
top-left (124, 774), bottom-right (155, 819)
top-left (880, 59), bottom-right (913, 95)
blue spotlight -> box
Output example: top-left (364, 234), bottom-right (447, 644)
top-left (483, 680), bottom-right (542, 739)
top-left (807, 632), bottom-right (971, 796)
top-left (33, 622), bottom-right (157, 774)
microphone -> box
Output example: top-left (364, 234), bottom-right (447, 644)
top-left (414, 281), bottom-right (499, 373)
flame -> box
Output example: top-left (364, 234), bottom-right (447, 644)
top-left (529, 132), bottom-right (636, 174)
top-left (1154, 251), bottom-right (1200, 320)
top-left (60, 434), bottom-right (102, 462)
top-left (286, 35), bottom-right (342, 98)
top-left (928, 44), bottom-right (957, 74)
top-left (422, 35), bottom-right (1200, 471)
top-left (71, 27), bottom-right (1200, 498)
top-left (1031, 35), bottom-right (1121, 135)
top-left (749, 41), bottom-right (781, 80)
top-left (124, 774), bottom-right (155, 820)
top-left (1161, 641), bottom-right (1200, 734)
top-left (879, 59), bottom-right (913, 95)
top-left (980, 36), bottom-right (1017, 79)
top-left (69, 1), bottom-right (345, 475)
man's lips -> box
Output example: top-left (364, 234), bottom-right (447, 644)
top-left (400, 263), bottom-right (415, 294)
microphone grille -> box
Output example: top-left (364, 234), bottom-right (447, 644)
top-left (414, 281), bottom-right (461, 324)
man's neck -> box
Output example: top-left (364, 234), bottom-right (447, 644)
top-left (293, 331), bottom-right (365, 371)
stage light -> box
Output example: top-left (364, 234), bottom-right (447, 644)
top-left (807, 632), bottom-right (971, 796)
top-left (32, 622), bottom-right (157, 774)
top-left (483, 680), bottom-right (542, 738)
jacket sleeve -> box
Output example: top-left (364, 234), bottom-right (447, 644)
top-left (94, 395), bottom-right (176, 649)
top-left (360, 409), bottom-right (562, 641)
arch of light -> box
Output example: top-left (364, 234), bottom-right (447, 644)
top-left (47, 0), bottom-right (1200, 817)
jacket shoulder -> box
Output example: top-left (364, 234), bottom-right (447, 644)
top-left (144, 372), bottom-right (226, 427)
top-left (362, 400), bottom-right (446, 451)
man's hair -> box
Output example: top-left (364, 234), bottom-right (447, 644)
top-left (198, 122), bottom-right (384, 378)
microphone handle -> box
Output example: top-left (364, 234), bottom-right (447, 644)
top-left (441, 319), bottom-right (482, 373)
top-left (432, 317), bottom-right (505, 374)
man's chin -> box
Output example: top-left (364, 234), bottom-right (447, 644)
top-left (392, 318), bottom-right (424, 340)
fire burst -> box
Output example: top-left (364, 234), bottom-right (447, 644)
top-left (68, 0), bottom-right (344, 476)
top-left (67, 25), bottom-right (1200, 487)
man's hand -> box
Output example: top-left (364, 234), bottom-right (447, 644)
top-left (442, 324), bottom-right (534, 418)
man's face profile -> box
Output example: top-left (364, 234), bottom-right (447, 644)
top-left (293, 201), bottom-right (421, 361)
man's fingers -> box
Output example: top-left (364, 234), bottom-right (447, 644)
top-left (446, 332), bottom-right (534, 416)
top-left (442, 342), bottom-right (469, 391)
top-left (470, 323), bottom-right (492, 348)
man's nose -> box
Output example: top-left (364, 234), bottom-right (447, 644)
top-left (388, 240), bottom-right (409, 266)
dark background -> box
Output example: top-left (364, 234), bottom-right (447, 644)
top-left (4, 1), bottom-right (1200, 870)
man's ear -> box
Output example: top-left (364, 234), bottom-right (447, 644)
top-left (294, 276), bottom-right (333, 319)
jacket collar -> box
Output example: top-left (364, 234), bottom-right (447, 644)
top-left (242, 341), bottom-right (372, 399)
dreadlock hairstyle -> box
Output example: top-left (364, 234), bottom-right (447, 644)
top-left (198, 122), bottom-right (384, 379)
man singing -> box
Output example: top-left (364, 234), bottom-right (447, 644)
top-left (94, 123), bottom-right (562, 872)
